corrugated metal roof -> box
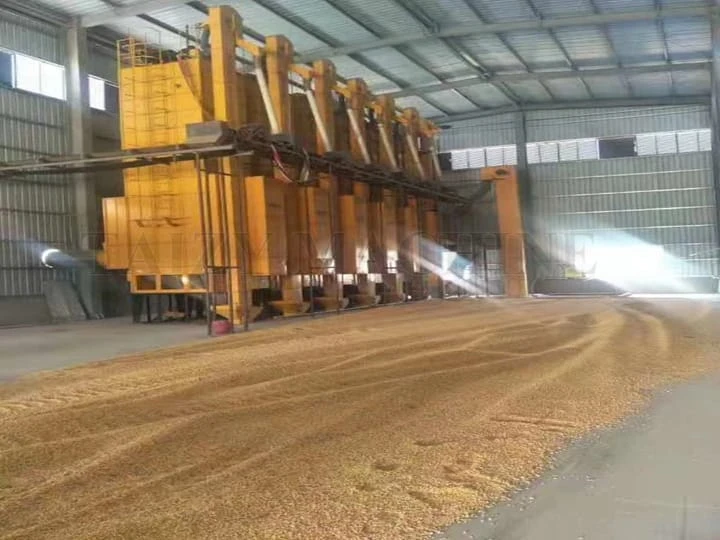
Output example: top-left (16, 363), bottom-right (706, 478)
top-left (594, 0), bottom-right (655, 11)
top-left (607, 21), bottom-right (666, 64)
top-left (141, 5), bottom-right (206, 29)
top-left (464, 0), bottom-right (535, 22)
top-left (395, 96), bottom-right (443, 118)
top-left (420, 89), bottom-right (476, 114)
top-left (402, 41), bottom-right (476, 81)
top-left (628, 72), bottom-right (673, 97)
top-left (582, 74), bottom-right (630, 98)
top-left (410, 0), bottom-right (482, 24)
top-left (33, 0), bottom-right (107, 17)
top-left (324, 0), bottom-right (426, 36)
top-left (357, 47), bottom-right (436, 87)
top-left (664, 17), bottom-right (712, 59)
top-left (458, 35), bottom-right (528, 72)
top-left (660, 0), bottom-right (712, 7)
top-left (458, 84), bottom-right (516, 108)
top-left (552, 26), bottom-right (616, 68)
top-left (229, 0), bottom-right (328, 51)
top-left (109, 5), bottom-right (207, 50)
top-left (543, 78), bottom-right (592, 101)
top-left (505, 80), bottom-right (553, 102)
top-left (501, 30), bottom-right (571, 70)
top-left (331, 56), bottom-right (397, 92)
top-left (258, 0), bottom-right (376, 45)
top-left (672, 69), bottom-right (711, 94)
top-left (530, 0), bottom-right (595, 17)
top-left (20, 0), bottom-right (713, 120)
top-left (104, 18), bottom-right (184, 50)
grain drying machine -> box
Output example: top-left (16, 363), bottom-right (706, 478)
top-left (97, 5), bottom-right (453, 325)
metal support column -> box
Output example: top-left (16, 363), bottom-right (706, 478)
top-left (711, 7), bottom-right (720, 266)
top-left (514, 111), bottom-right (534, 291)
top-left (66, 20), bottom-right (100, 318)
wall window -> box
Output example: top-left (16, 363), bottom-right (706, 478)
top-left (13, 53), bottom-right (65, 100)
top-left (89, 76), bottom-right (119, 113)
top-left (598, 137), bottom-right (636, 159)
top-left (1, 48), bottom-right (119, 113)
top-left (0, 50), bottom-right (13, 87)
top-left (14, 53), bottom-right (42, 94)
top-left (89, 75), bottom-right (106, 110)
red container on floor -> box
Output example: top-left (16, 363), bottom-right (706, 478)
top-left (212, 320), bottom-right (232, 336)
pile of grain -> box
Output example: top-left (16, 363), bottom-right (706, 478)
top-left (0, 298), bottom-right (718, 539)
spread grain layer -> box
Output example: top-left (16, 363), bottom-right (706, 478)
top-left (1, 298), bottom-right (719, 539)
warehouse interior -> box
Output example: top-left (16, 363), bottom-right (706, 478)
top-left (1, 0), bottom-right (720, 539)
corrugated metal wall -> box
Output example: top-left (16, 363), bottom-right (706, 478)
top-left (0, 11), bottom-right (76, 298)
top-left (531, 152), bottom-right (717, 278)
top-left (440, 172), bottom-right (504, 294)
top-left (439, 113), bottom-right (517, 151)
top-left (0, 10), bottom-right (65, 63)
top-left (89, 47), bottom-right (117, 84)
top-left (525, 105), bottom-right (711, 141)
top-left (440, 105), bottom-right (718, 287)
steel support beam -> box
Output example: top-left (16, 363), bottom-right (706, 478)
top-left (388, 62), bottom-right (711, 99)
top-left (431, 96), bottom-right (711, 123)
top-left (297, 6), bottom-right (714, 62)
top-left (66, 20), bottom-right (100, 318)
top-left (586, 0), bottom-right (634, 97)
top-left (710, 6), bottom-right (720, 256)
top-left (655, 0), bottom-right (675, 93)
top-left (514, 111), bottom-right (534, 289)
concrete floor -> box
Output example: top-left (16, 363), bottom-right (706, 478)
top-left (0, 304), bottom-right (411, 382)
top-left (438, 372), bottom-right (720, 540)
top-left (0, 318), bottom-right (210, 381)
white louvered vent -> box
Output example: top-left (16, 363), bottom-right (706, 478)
top-left (656, 132), bottom-right (678, 154)
top-left (636, 133), bottom-right (657, 156)
top-left (677, 131), bottom-right (699, 153)
top-left (485, 146), bottom-right (504, 166)
top-left (578, 139), bottom-right (599, 160)
top-left (451, 150), bottom-right (469, 170)
top-left (539, 142), bottom-right (559, 163)
top-left (446, 129), bottom-right (707, 169)
top-left (503, 145), bottom-right (517, 165)
top-left (559, 141), bottom-right (578, 162)
top-left (526, 143), bottom-right (540, 164)
top-left (698, 129), bottom-right (712, 152)
top-left (467, 148), bottom-right (485, 169)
